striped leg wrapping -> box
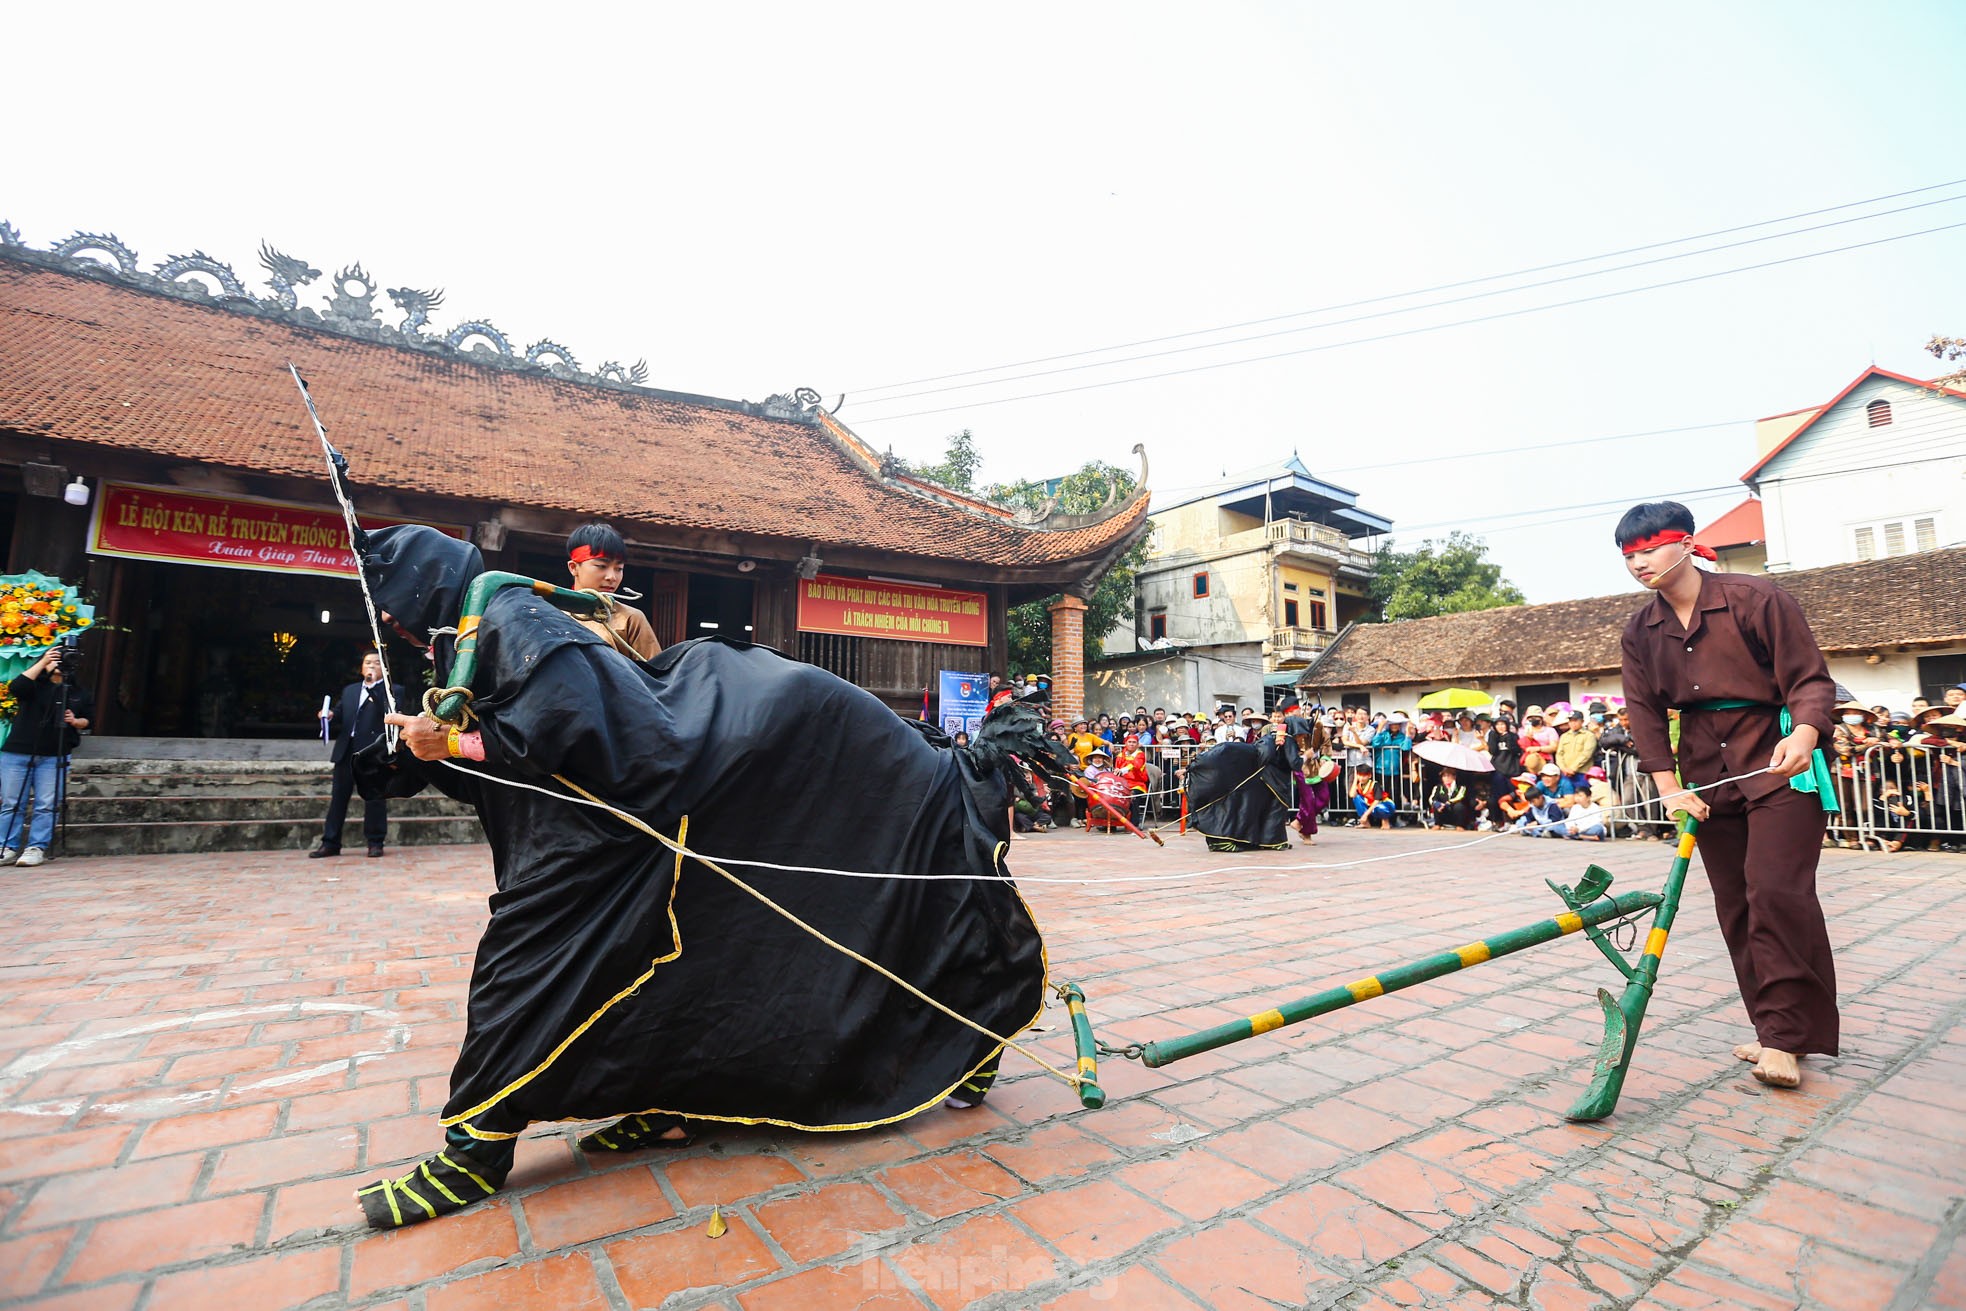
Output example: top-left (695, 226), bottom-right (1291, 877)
top-left (356, 1150), bottom-right (506, 1230)
top-left (577, 1113), bottom-right (694, 1154)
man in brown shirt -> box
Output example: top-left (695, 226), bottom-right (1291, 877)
top-left (566, 523), bottom-right (661, 661)
top-left (1617, 501), bottom-right (1838, 1091)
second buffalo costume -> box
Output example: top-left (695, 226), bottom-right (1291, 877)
top-left (1186, 726), bottom-right (1300, 852)
top-left (354, 527), bottom-right (1050, 1226)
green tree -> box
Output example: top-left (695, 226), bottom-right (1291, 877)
top-left (1926, 334), bottom-right (1966, 390)
top-left (990, 462), bottom-right (1151, 676)
top-left (1368, 531), bottom-right (1525, 621)
top-left (904, 428), bottom-right (983, 493)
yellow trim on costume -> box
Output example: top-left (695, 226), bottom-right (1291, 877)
top-left (1250, 1008), bottom-right (1286, 1035)
top-left (450, 790), bottom-right (1064, 1140)
top-left (1555, 912), bottom-right (1584, 935)
top-left (1676, 832), bottom-right (1696, 859)
top-left (458, 615), bottom-right (481, 641)
top-left (1347, 977), bottom-right (1384, 1002)
top-left (1456, 941), bottom-right (1491, 968)
top-left (1077, 1056), bottom-right (1098, 1076)
top-left (529, 580), bottom-right (555, 596)
top-left (1644, 926), bottom-right (1669, 959)
top-left (441, 814), bottom-right (689, 1131)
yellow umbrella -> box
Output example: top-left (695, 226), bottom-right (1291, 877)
top-left (1416, 687), bottom-right (1493, 711)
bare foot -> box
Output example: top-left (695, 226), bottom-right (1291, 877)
top-left (1752, 1047), bottom-right (1801, 1089)
top-left (1733, 1041), bottom-right (1763, 1063)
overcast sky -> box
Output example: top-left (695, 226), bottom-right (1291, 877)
top-left (8, 2), bottom-right (1963, 602)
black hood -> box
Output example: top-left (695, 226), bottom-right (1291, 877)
top-left (362, 525), bottom-right (484, 639)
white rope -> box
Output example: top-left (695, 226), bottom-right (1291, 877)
top-left (288, 364), bottom-right (403, 747)
top-left (438, 759), bottom-right (1774, 888)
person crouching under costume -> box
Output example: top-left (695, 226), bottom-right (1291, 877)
top-left (351, 526), bottom-right (1050, 1228)
top-left (1186, 710), bottom-right (1300, 852)
top-left (566, 522), bottom-right (661, 660)
top-left (1617, 500), bottom-right (1839, 1091)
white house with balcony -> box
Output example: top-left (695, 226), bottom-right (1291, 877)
top-left (1089, 456), bottom-right (1391, 714)
top-left (1742, 366), bottom-right (1966, 572)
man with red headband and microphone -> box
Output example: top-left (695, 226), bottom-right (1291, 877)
top-left (566, 523), bottom-right (661, 661)
top-left (1617, 500), bottom-right (1839, 1091)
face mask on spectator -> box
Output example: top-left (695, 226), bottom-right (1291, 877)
top-left (1841, 713), bottom-right (1867, 725)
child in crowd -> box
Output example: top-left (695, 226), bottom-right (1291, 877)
top-left (1496, 772), bottom-right (1539, 830)
top-left (1351, 765), bottom-right (1395, 829)
top-left (1559, 791), bottom-right (1609, 841)
top-left (1522, 789), bottom-right (1568, 837)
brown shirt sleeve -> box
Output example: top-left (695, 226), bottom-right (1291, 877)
top-left (1620, 609), bottom-right (1676, 777)
top-left (1745, 581), bottom-right (1835, 740)
top-left (613, 604), bottom-right (661, 661)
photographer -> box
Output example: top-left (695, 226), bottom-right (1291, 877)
top-left (1, 640), bottom-right (93, 868)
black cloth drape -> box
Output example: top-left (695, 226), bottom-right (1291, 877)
top-left (363, 526), bottom-right (1048, 1135)
top-left (1186, 733), bottom-right (1300, 853)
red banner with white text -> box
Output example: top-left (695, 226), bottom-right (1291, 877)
top-left (796, 573), bottom-right (987, 646)
top-left (87, 482), bottom-right (466, 578)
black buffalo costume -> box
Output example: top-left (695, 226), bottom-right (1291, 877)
top-left (352, 527), bottom-right (1050, 1227)
top-left (1186, 728), bottom-right (1300, 853)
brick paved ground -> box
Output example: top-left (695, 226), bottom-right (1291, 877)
top-left (1, 824), bottom-right (1962, 1310)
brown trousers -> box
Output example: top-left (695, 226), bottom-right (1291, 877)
top-left (1698, 782), bottom-right (1839, 1055)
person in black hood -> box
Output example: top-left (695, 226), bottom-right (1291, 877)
top-left (349, 526), bottom-right (1052, 1228)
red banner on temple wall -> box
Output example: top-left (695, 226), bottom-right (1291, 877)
top-left (796, 573), bottom-right (987, 647)
top-left (86, 482), bottom-right (466, 578)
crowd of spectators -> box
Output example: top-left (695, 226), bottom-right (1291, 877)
top-left (989, 674), bottom-right (1966, 850)
top-left (1824, 683), bottom-right (1966, 853)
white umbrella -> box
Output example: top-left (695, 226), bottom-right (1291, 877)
top-left (1413, 739), bottom-right (1494, 773)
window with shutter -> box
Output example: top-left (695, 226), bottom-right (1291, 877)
top-left (1884, 522), bottom-right (1906, 556)
top-left (1915, 517), bottom-right (1938, 552)
top-left (1866, 399), bottom-right (1892, 427)
top-left (1854, 526), bottom-right (1876, 560)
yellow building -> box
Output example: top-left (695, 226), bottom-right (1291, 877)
top-left (1099, 457), bottom-right (1390, 706)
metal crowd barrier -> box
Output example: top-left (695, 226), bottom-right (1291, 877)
top-left (1842, 740), bottom-right (1966, 851)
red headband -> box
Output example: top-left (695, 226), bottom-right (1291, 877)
top-left (568, 545), bottom-right (616, 565)
top-left (1619, 529), bottom-right (1716, 561)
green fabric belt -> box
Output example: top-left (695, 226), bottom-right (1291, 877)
top-left (1677, 699), bottom-right (1838, 813)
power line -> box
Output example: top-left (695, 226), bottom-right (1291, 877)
top-left (854, 192), bottom-right (1966, 409)
top-left (1387, 485), bottom-right (1743, 538)
top-left (848, 219), bottom-right (1966, 425)
top-left (847, 176), bottom-right (1966, 397)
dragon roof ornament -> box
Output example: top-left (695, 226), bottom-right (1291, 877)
top-left (0, 219), bottom-right (687, 402)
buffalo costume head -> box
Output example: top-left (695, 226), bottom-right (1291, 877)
top-left (347, 525), bottom-right (485, 800)
top-left (362, 525), bottom-right (485, 686)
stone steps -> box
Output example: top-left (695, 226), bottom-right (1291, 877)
top-left (43, 754), bottom-right (485, 856)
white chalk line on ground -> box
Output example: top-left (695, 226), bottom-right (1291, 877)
top-left (0, 1000), bottom-right (411, 1119)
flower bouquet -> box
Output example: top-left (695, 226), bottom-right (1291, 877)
top-left (0, 570), bottom-right (95, 657)
top-left (0, 572), bottom-right (95, 745)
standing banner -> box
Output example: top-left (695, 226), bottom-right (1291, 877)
top-left (938, 670), bottom-right (990, 739)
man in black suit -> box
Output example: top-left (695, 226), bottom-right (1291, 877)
top-left (310, 651), bottom-right (405, 858)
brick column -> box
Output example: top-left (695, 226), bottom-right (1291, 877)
top-left (1048, 594), bottom-right (1087, 722)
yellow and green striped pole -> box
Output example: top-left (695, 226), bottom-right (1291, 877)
top-left (1060, 982), bottom-right (1106, 1109)
top-left (1138, 886), bottom-right (1666, 1069)
top-left (1565, 814), bottom-right (1697, 1121)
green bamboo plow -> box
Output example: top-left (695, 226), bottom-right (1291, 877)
top-left (426, 572), bottom-right (615, 724)
top-left (1060, 981), bottom-right (1106, 1109)
top-left (1136, 816), bottom-right (1699, 1123)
